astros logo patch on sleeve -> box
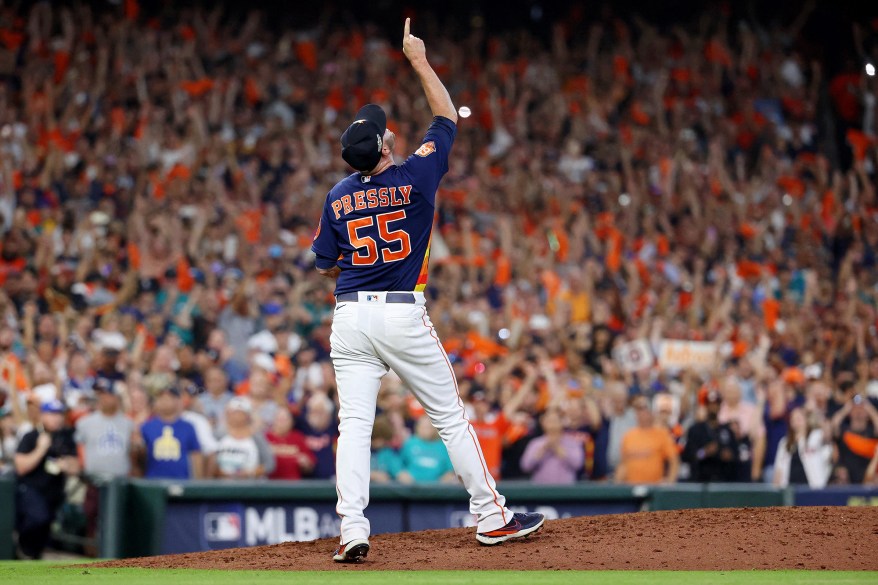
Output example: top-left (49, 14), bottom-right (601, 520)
top-left (415, 141), bottom-right (436, 157)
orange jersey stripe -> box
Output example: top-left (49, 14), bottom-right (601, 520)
top-left (414, 237), bottom-right (431, 292)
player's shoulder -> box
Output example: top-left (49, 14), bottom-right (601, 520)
top-left (426, 115), bottom-right (458, 140)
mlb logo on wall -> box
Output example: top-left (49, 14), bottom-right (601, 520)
top-left (205, 512), bottom-right (241, 541)
top-left (203, 506), bottom-right (243, 547)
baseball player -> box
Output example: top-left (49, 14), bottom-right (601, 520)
top-left (312, 18), bottom-right (545, 562)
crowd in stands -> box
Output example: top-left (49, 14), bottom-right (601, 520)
top-left (1, 0), bottom-right (878, 557)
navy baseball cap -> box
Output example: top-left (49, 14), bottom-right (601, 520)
top-left (341, 104), bottom-right (386, 172)
top-left (41, 399), bottom-right (66, 414)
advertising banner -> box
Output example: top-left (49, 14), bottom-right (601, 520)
top-left (159, 499), bottom-right (643, 554)
top-left (161, 501), bottom-right (404, 555)
top-left (793, 487), bottom-right (878, 507)
top-left (658, 340), bottom-right (718, 371)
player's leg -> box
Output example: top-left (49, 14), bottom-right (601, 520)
top-left (375, 304), bottom-right (511, 534)
top-left (330, 304), bottom-right (387, 545)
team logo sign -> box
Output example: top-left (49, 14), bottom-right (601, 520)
top-left (415, 141), bottom-right (436, 157)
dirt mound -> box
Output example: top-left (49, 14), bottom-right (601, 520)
top-left (94, 506), bottom-right (878, 571)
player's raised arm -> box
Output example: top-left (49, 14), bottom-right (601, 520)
top-left (403, 18), bottom-right (458, 124)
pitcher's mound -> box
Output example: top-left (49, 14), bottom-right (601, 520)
top-left (94, 506), bottom-right (878, 571)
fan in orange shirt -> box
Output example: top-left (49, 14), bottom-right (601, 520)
top-left (468, 390), bottom-right (507, 479)
top-left (468, 371), bottom-right (536, 479)
top-left (616, 395), bottom-right (679, 484)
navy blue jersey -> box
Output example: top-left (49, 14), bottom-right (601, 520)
top-left (312, 116), bottom-right (456, 294)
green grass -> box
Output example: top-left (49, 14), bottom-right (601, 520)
top-left (0, 564), bottom-right (875, 585)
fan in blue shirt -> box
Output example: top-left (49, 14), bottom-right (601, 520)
top-left (140, 384), bottom-right (202, 479)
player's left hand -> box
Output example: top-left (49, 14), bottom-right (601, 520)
top-left (403, 18), bottom-right (426, 63)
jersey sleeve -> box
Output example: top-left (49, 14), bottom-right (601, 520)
top-left (311, 195), bottom-right (340, 269)
top-left (399, 116), bottom-right (457, 206)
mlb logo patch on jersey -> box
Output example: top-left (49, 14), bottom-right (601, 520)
top-left (415, 141), bottom-right (436, 157)
top-left (366, 294), bottom-right (380, 302)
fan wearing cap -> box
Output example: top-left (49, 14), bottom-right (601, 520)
top-left (214, 397), bottom-right (275, 479)
top-left (14, 399), bottom-right (79, 559)
top-left (92, 330), bottom-right (127, 389)
top-left (75, 377), bottom-right (135, 481)
top-left (74, 377), bottom-right (136, 555)
top-left (716, 376), bottom-right (765, 482)
top-left (682, 389), bottom-right (740, 482)
top-left (138, 376), bottom-right (203, 479)
top-left (313, 19), bottom-right (537, 562)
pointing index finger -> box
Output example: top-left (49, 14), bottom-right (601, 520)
top-left (404, 17), bottom-right (410, 38)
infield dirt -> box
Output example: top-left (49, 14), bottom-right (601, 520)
top-left (94, 506), bottom-right (878, 571)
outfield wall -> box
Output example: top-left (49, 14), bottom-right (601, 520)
top-left (99, 480), bottom-right (650, 558)
top-left (0, 477), bottom-right (876, 559)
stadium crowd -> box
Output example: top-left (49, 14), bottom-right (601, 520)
top-left (0, 0), bottom-right (878, 557)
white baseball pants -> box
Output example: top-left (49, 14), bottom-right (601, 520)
top-left (330, 291), bottom-right (511, 543)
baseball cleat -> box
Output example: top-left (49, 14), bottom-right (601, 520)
top-left (476, 512), bottom-right (545, 546)
top-left (332, 538), bottom-right (370, 562)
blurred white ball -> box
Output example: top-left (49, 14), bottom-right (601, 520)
top-left (458, 106), bottom-right (471, 118)
top-left (867, 63), bottom-right (876, 77)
